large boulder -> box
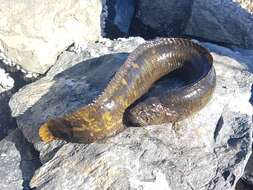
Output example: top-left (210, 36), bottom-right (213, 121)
top-left (130, 0), bottom-right (192, 38)
top-left (130, 0), bottom-right (253, 48)
top-left (184, 0), bottom-right (253, 48)
top-left (9, 37), bottom-right (253, 190)
top-left (102, 0), bottom-right (136, 38)
top-left (0, 0), bottom-right (102, 74)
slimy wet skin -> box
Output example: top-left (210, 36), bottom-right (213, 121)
top-left (39, 38), bottom-right (216, 143)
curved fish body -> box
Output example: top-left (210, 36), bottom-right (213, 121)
top-left (39, 38), bottom-right (216, 143)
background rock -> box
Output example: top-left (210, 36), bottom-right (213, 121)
top-left (0, 0), bottom-right (102, 74)
top-left (130, 0), bottom-right (193, 38)
top-left (130, 0), bottom-right (253, 48)
top-left (8, 37), bottom-right (253, 189)
top-left (184, 0), bottom-right (253, 48)
top-left (103, 0), bottom-right (136, 38)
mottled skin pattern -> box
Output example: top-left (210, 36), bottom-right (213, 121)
top-left (39, 38), bottom-right (216, 143)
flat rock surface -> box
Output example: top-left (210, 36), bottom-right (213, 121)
top-left (9, 37), bottom-right (253, 190)
top-left (0, 0), bottom-right (102, 74)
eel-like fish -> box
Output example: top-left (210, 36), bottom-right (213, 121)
top-left (39, 38), bottom-right (216, 143)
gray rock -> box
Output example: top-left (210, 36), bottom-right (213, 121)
top-left (0, 130), bottom-right (41, 190)
top-left (8, 37), bottom-right (253, 190)
top-left (131, 0), bottom-right (253, 48)
top-left (241, 150), bottom-right (253, 185)
top-left (0, 130), bottom-right (23, 190)
top-left (0, 0), bottom-right (102, 74)
top-left (184, 0), bottom-right (253, 48)
top-left (130, 0), bottom-right (192, 38)
top-left (103, 0), bottom-right (136, 38)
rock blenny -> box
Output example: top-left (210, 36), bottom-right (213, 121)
top-left (39, 38), bottom-right (216, 143)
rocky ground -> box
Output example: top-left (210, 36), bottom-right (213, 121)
top-left (0, 1), bottom-right (253, 190)
top-left (2, 37), bottom-right (252, 190)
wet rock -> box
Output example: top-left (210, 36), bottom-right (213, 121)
top-left (184, 0), bottom-right (253, 48)
top-left (8, 37), bottom-right (253, 189)
top-left (0, 0), bottom-right (102, 74)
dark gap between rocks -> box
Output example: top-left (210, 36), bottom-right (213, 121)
top-left (214, 116), bottom-right (224, 142)
top-left (0, 90), bottom-right (16, 140)
top-left (12, 129), bottom-right (42, 190)
top-left (1, 60), bottom-right (42, 189)
top-left (0, 60), bottom-right (33, 140)
top-left (249, 84), bottom-right (253, 106)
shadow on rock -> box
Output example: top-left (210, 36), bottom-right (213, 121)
top-left (250, 84), bottom-right (253, 106)
top-left (0, 90), bottom-right (17, 140)
top-left (1, 129), bottom-right (41, 190)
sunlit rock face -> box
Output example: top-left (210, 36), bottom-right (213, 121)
top-left (0, 0), bottom-right (102, 74)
